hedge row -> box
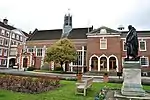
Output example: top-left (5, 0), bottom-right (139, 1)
top-left (0, 75), bottom-right (60, 94)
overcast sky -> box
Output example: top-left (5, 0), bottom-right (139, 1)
top-left (0, 0), bottom-right (150, 33)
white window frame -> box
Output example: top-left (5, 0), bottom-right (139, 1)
top-left (6, 31), bottom-right (10, 37)
top-left (123, 41), bottom-right (127, 51)
top-left (0, 38), bottom-right (4, 45)
top-left (12, 33), bottom-right (15, 38)
top-left (2, 59), bottom-right (6, 65)
top-left (1, 29), bottom-right (5, 35)
top-left (0, 48), bottom-right (2, 55)
top-left (16, 35), bottom-right (19, 40)
top-left (0, 59), bottom-right (1, 65)
top-left (28, 48), bottom-right (34, 53)
top-left (72, 50), bottom-right (83, 66)
top-left (11, 40), bottom-right (16, 45)
top-left (139, 40), bottom-right (146, 51)
top-left (122, 57), bottom-right (126, 66)
top-left (4, 39), bottom-right (8, 46)
top-left (100, 38), bottom-right (107, 49)
top-left (140, 56), bottom-right (149, 67)
top-left (36, 48), bottom-right (43, 57)
top-left (4, 49), bottom-right (7, 56)
top-left (20, 36), bottom-right (22, 41)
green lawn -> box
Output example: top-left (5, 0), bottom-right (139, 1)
top-left (0, 81), bottom-right (149, 100)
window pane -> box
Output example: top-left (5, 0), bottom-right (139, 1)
top-left (140, 41), bottom-right (145, 50)
top-left (100, 39), bottom-right (107, 49)
top-left (123, 41), bottom-right (127, 50)
top-left (141, 58), bottom-right (148, 66)
top-left (37, 48), bottom-right (42, 56)
top-left (0, 38), bottom-right (3, 45)
top-left (28, 48), bottom-right (34, 53)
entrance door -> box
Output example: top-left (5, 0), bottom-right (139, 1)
top-left (100, 57), bottom-right (107, 71)
top-left (91, 57), bottom-right (98, 71)
top-left (9, 58), bottom-right (16, 68)
top-left (109, 57), bottom-right (116, 70)
top-left (23, 58), bottom-right (28, 68)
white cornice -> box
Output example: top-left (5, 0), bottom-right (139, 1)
top-left (87, 35), bottom-right (120, 37)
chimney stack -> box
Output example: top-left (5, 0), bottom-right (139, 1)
top-left (118, 25), bottom-right (124, 31)
top-left (3, 18), bottom-right (8, 25)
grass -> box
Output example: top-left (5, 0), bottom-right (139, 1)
top-left (0, 81), bottom-right (149, 100)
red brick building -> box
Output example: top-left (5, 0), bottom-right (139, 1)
top-left (16, 13), bottom-right (150, 73)
top-left (0, 18), bottom-right (28, 68)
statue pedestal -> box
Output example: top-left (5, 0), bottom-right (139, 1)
top-left (121, 61), bottom-right (145, 96)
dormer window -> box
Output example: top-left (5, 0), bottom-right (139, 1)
top-left (100, 29), bottom-right (107, 34)
top-left (16, 35), bottom-right (19, 40)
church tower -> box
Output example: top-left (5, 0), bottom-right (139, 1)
top-left (61, 9), bottom-right (72, 38)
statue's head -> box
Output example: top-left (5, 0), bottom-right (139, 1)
top-left (128, 25), bottom-right (132, 30)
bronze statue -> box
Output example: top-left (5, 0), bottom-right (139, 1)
top-left (125, 25), bottom-right (140, 61)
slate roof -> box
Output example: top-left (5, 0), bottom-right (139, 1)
top-left (121, 31), bottom-right (150, 38)
top-left (27, 27), bottom-right (93, 41)
top-left (87, 26), bottom-right (120, 35)
top-left (0, 20), bottom-right (28, 37)
top-left (0, 21), bottom-right (15, 30)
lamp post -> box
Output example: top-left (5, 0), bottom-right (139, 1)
top-left (77, 57), bottom-right (78, 74)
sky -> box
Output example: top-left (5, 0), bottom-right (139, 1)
top-left (0, 0), bottom-right (150, 33)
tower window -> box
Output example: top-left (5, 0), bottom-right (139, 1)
top-left (65, 22), bottom-right (68, 25)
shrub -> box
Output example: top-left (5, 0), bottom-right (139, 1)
top-left (0, 75), bottom-right (60, 94)
top-left (54, 66), bottom-right (63, 71)
top-left (65, 77), bottom-right (77, 81)
top-left (27, 66), bottom-right (36, 71)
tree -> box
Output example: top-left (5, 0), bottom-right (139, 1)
top-left (45, 38), bottom-right (77, 71)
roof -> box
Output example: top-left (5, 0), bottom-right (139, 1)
top-left (27, 27), bottom-right (93, 41)
top-left (87, 26), bottom-right (120, 35)
top-left (0, 20), bottom-right (28, 37)
top-left (0, 21), bottom-right (15, 30)
top-left (121, 30), bottom-right (150, 38)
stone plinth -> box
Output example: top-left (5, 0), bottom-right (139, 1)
top-left (121, 61), bottom-right (145, 96)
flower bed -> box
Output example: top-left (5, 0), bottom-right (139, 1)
top-left (0, 75), bottom-right (60, 94)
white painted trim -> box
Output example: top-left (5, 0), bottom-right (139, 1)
top-left (140, 56), bottom-right (149, 67)
top-left (108, 55), bottom-right (119, 72)
top-left (30, 53), bottom-right (32, 67)
top-left (123, 40), bottom-right (127, 51)
top-left (0, 59), bottom-right (1, 65)
top-left (139, 40), bottom-right (146, 51)
top-left (87, 35), bottom-right (120, 37)
top-left (9, 57), bottom-right (16, 59)
top-left (0, 48), bottom-right (2, 55)
top-left (77, 50), bottom-right (84, 51)
top-left (122, 57), bottom-right (126, 66)
top-left (98, 57), bottom-right (100, 71)
top-left (81, 46), bottom-right (84, 66)
top-left (99, 54), bottom-right (108, 71)
top-left (100, 38), bottom-right (107, 49)
top-left (89, 54), bottom-right (99, 71)
top-left (0, 38), bottom-right (4, 45)
top-left (121, 37), bottom-right (150, 40)
top-left (70, 62), bottom-right (73, 72)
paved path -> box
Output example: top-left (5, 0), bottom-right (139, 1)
top-left (0, 69), bottom-right (150, 82)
